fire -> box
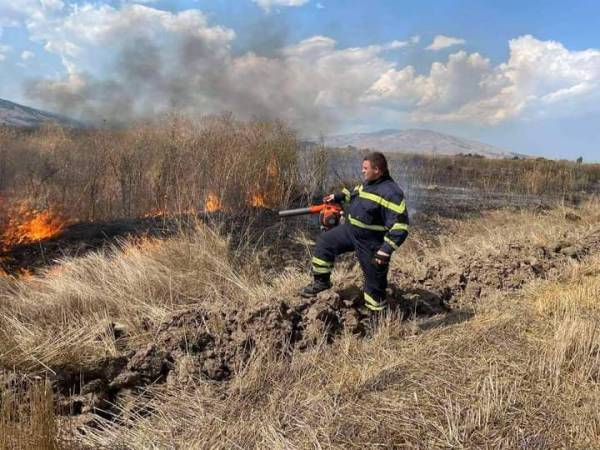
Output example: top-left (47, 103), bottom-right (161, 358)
top-left (204, 192), bottom-right (222, 212)
top-left (13, 211), bottom-right (64, 242)
top-left (249, 191), bottom-right (267, 208)
top-left (18, 268), bottom-right (33, 278)
top-left (1, 203), bottom-right (66, 248)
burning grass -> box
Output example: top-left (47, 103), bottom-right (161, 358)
top-left (0, 200), bottom-right (598, 447)
top-left (0, 116), bottom-right (301, 228)
top-left (3, 117), bottom-right (599, 245)
top-left (0, 201), bottom-right (66, 249)
top-left (203, 191), bottom-right (223, 213)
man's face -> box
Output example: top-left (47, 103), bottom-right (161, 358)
top-left (362, 160), bottom-right (381, 182)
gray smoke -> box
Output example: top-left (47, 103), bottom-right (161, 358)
top-left (24, 26), bottom-right (338, 132)
top-left (235, 15), bottom-right (289, 58)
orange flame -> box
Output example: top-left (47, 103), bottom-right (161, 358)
top-left (249, 191), bottom-right (267, 208)
top-left (204, 192), bottom-right (222, 212)
top-left (1, 203), bottom-right (66, 248)
top-left (18, 268), bottom-right (33, 278)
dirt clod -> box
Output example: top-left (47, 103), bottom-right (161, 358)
top-left (127, 344), bottom-right (173, 383)
top-left (560, 245), bottom-right (583, 258)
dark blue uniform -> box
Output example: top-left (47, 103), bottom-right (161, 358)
top-left (311, 174), bottom-right (409, 311)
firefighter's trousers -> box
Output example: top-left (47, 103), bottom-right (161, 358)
top-left (311, 223), bottom-right (388, 310)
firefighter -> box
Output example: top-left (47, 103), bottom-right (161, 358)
top-left (300, 152), bottom-right (409, 312)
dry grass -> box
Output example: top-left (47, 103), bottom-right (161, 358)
top-left (0, 115), bottom-right (302, 223)
top-left (0, 380), bottom-right (59, 450)
top-left (66, 260), bottom-right (598, 448)
top-left (77, 257), bottom-right (600, 449)
top-left (397, 198), bottom-right (600, 288)
top-left (0, 200), bottom-right (598, 448)
top-left (2, 120), bottom-right (599, 232)
top-left (331, 148), bottom-right (600, 197)
top-left (0, 224), bottom-right (270, 372)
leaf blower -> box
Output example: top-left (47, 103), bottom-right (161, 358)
top-left (278, 203), bottom-right (343, 230)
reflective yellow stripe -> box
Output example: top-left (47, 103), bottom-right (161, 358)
top-left (342, 188), bottom-right (351, 203)
top-left (365, 302), bottom-right (386, 311)
top-left (384, 236), bottom-right (399, 250)
top-left (391, 222), bottom-right (409, 232)
top-left (364, 292), bottom-right (386, 310)
top-left (313, 266), bottom-right (332, 274)
top-left (347, 215), bottom-right (387, 232)
top-left (358, 186), bottom-right (406, 214)
top-left (312, 256), bottom-right (333, 267)
top-left (364, 292), bottom-right (379, 306)
top-left (353, 185), bottom-right (361, 192)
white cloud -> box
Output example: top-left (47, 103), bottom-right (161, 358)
top-left (316, 2), bottom-right (324, 8)
top-left (365, 35), bottom-right (600, 124)
top-left (0, 0), bottom-right (62, 22)
top-left (0, 2), bottom-right (32, 35)
top-left (385, 40), bottom-right (409, 50)
top-left (25, 3), bottom-right (235, 75)
top-left (0, 43), bottom-right (10, 61)
top-left (426, 35), bottom-right (466, 51)
top-left (40, 0), bottom-right (64, 11)
top-left (21, 50), bottom-right (35, 60)
top-left (253, 0), bottom-right (309, 12)
top-left (0, 17), bottom-right (19, 27)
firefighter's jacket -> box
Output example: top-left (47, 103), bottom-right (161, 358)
top-left (333, 174), bottom-right (409, 255)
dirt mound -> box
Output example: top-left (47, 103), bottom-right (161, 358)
top-left (0, 281), bottom-right (445, 427)
top-left (392, 229), bottom-right (600, 305)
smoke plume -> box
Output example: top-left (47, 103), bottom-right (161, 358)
top-left (23, 4), bottom-right (357, 132)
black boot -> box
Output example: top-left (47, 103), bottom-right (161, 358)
top-left (299, 274), bottom-right (332, 298)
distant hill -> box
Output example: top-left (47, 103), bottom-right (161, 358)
top-left (0, 98), bottom-right (78, 128)
top-left (323, 129), bottom-right (526, 159)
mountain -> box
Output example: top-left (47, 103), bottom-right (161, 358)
top-left (0, 98), bottom-right (78, 128)
top-left (323, 129), bottom-right (525, 159)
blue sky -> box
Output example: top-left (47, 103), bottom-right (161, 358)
top-left (1, 0), bottom-right (599, 160)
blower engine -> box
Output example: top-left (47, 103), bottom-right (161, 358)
top-left (278, 203), bottom-right (343, 230)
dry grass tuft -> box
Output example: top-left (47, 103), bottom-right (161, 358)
top-left (0, 380), bottom-right (59, 450)
top-left (0, 224), bottom-right (269, 372)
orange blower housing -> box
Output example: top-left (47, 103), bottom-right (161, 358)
top-left (278, 203), bottom-right (343, 230)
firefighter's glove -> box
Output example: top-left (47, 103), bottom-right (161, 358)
top-left (323, 193), bottom-right (335, 203)
top-left (372, 251), bottom-right (390, 270)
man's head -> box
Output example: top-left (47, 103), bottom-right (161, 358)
top-left (362, 152), bottom-right (389, 182)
